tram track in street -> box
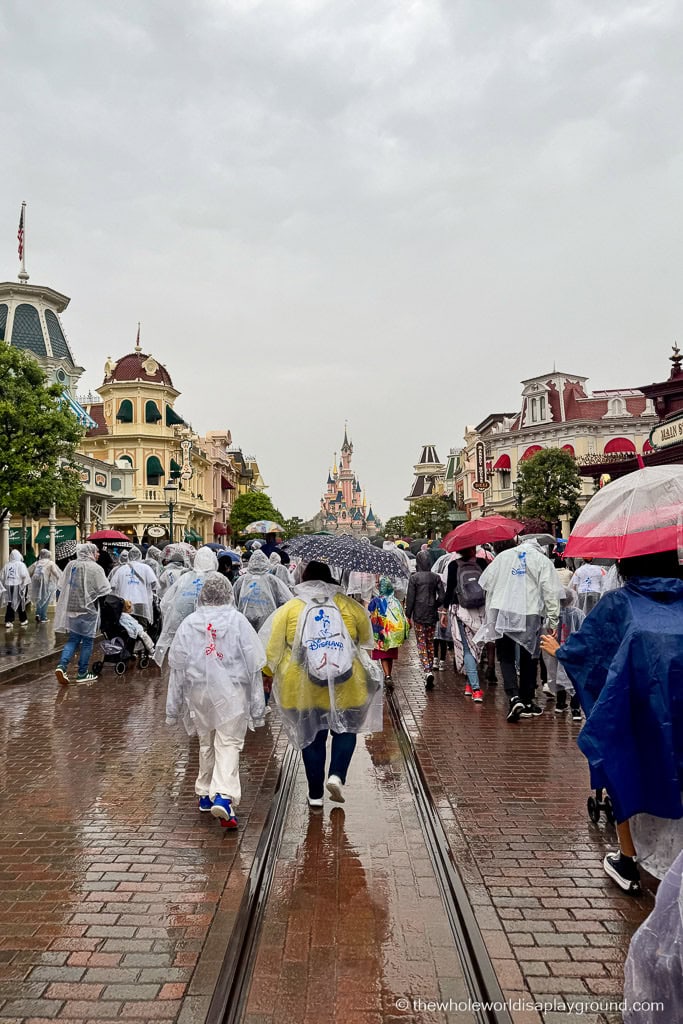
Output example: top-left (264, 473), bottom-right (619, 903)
top-left (206, 687), bottom-right (513, 1024)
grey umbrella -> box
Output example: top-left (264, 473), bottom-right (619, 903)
top-left (284, 533), bottom-right (409, 577)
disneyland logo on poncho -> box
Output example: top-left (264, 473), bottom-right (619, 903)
top-left (305, 637), bottom-right (345, 652)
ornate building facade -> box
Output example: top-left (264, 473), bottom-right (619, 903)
top-left (316, 428), bottom-right (377, 534)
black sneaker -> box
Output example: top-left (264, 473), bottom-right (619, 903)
top-left (570, 695), bottom-right (582, 722)
top-left (603, 853), bottom-right (641, 894)
top-left (521, 702), bottom-right (544, 718)
top-left (506, 697), bottom-right (525, 723)
top-left (425, 672), bottom-right (435, 690)
top-left (485, 667), bottom-right (497, 684)
top-left (555, 690), bottom-right (568, 713)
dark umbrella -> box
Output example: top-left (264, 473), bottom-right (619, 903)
top-left (55, 539), bottom-right (77, 561)
top-left (204, 542), bottom-right (228, 552)
top-left (284, 534), bottom-right (409, 577)
top-left (409, 538), bottom-right (428, 555)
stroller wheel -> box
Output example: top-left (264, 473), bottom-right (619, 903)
top-left (91, 661), bottom-right (104, 676)
top-left (138, 654), bottom-right (149, 669)
top-left (587, 796), bottom-right (600, 823)
top-left (603, 795), bottom-right (616, 825)
top-left (115, 661), bottom-right (127, 676)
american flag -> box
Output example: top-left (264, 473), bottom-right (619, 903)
top-left (17, 205), bottom-right (24, 261)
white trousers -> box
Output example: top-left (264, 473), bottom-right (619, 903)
top-left (195, 727), bottom-right (244, 805)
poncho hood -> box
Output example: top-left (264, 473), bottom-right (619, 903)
top-left (293, 580), bottom-right (342, 601)
top-left (185, 603), bottom-right (237, 638)
top-left (247, 550), bottom-right (271, 575)
top-left (194, 547), bottom-right (219, 572)
top-left (626, 576), bottom-right (683, 602)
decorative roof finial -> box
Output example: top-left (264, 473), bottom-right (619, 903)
top-left (671, 342), bottom-right (682, 378)
top-left (135, 322), bottom-right (142, 353)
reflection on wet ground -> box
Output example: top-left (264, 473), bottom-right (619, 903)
top-left (0, 619), bottom-right (62, 678)
top-left (245, 729), bottom-right (475, 1024)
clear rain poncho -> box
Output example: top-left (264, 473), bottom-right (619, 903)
top-left (166, 572), bottom-right (266, 737)
top-left (29, 550), bottom-right (61, 608)
top-left (110, 547), bottom-right (158, 622)
top-left (259, 580), bottom-right (383, 750)
top-left (475, 541), bottom-right (562, 656)
top-left (623, 848), bottom-right (683, 1024)
top-left (53, 543), bottom-right (111, 638)
top-left (269, 552), bottom-right (294, 588)
top-left (0, 551), bottom-right (31, 611)
top-left (109, 549), bottom-right (129, 582)
top-left (144, 545), bottom-right (163, 579)
top-left (233, 550), bottom-right (293, 632)
top-left (153, 546), bottom-right (218, 666)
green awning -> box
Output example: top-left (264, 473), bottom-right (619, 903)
top-left (184, 528), bottom-right (202, 543)
top-left (145, 400), bottom-right (162, 423)
top-left (166, 405), bottom-right (185, 426)
top-left (9, 527), bottom-right (33, 545)
top-left (170, 458), bottom-right (182, 479)
top-left (146, 455), bottom-right (165, 480)
top-left (35, 525), bottom-right (77, 544)
top-left (116, 399), bottom-right (133, 422)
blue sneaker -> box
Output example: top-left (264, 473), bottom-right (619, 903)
top-left (198, 796), bottom-right (212, 813)
top-left (210, 794), bottom-right (238, 829)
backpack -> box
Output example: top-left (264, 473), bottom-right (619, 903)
top-left (455, 561), bottom-right (485, 609)
top-left (299, 596), bottom-right (355, 687)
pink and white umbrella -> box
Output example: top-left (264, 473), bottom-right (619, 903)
top-left (565, 466), bottom-right (683, 560)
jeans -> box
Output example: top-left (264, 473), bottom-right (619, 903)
top-left (457, 620), bottom-right (480, 690)
top-left (496, 634), bottom-right (538, 706)
top-left (58, 633), bottom-right (94, 676)
top-left (301, 729), bottom-right (357, 800)
top-left (35, 599), bottom-right (50, 622)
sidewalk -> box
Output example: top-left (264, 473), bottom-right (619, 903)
top-left (394, 639), bottom-right (653, 1024)
top-left (0, 619), bottom-right (64, 685)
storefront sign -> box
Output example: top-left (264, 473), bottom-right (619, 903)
top-left (180, 439), bottom-right (193, 480)
top-left (147, 525), bottom-right (166, 538)
top-left (94, 472), bottom-right (107, 488)
top-left (650, 413), bottom-right (683, 450)
top-left (474, 441), bottom-right (490, 491)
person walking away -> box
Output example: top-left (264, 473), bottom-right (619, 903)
top-left (260, 532), bottom-right (290, 565)
top-left (109, 549), bottom-right (129, 582)
top-left (569, 556), bottom-right (605, 613)
top-left (553, 554), bottom-right (573, 588)
top-left (382, 538), bottom-right (411, 603)
top-left (217, 552), bottom-right (242, 586)
top-left (540, 588), bottom-right (584, 719)
top-left (541, 548), bottom-right (683, 894)
top-left (159, 545), bottom-right (190, 597)
top-left (476, 539), bottom-right (560, 723)
top-left (269, 551), bottom-right (294, 589)
top-left (154, 546), bottom-right (219, 667)
top-left (368, 577), bottom-right (409, 689)
top-left (144, 545), bottom-right (164, 579)
top-left (261, 561), bottom-right (382, 807)
top-left (233, 549), bottom-right (292, 632)
top-left (1, 551), bottom-right (31, 629)
top-left (54, 543), bottom-right (111, 685)
top-left (444, 547), bottom-right (487, 702)
top-left (111, 547), bottom-right (158, 627)
top-left (166, 573), bottom-right (266, 828)
top-left (29, 549), bottom-right (61, 623)
top-left (405, 550), bottom-right (445, 690)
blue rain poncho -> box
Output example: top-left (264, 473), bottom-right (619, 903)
top-left (557, 577), bottom-right (683, 823)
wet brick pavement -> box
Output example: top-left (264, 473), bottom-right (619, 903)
top-left (0, 620), bottom-right (63, 683)
top-left (244, 728), bottom-right (476, 1024)
top-left (394, 637), bottom-right (653, 1024)
top-left (0, 667), bottom-right (286, 1024)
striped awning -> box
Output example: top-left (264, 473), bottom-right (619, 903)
top-left (61, 391), bottom-right (97, 429)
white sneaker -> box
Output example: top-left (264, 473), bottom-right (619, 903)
top-left (307, 795), bottom-right (324, 808)
top-left (326, 775), bottom-right (345, 803)
top-left (439, 659), bottom-right (447, 670)
top-left (4, 622), bottom-right (13, 630)
top-left (20, 621), bottom-right (29, 629)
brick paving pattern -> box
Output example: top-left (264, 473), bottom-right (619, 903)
top-left (394, 637), bottom-right (653, 1024)
top-left (0, 668), bottom-right (286, 1023)
top-left (244, 727), bottom-right (475, 1024)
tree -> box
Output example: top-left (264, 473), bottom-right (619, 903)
top-left (229, 491), bottom-right (285, 537)
top-left (403, 495), bottom-right (453, 538)
top-left (515, 448), bottom-right (581, 529)
top-left (384, 515), bottom-right (406, 537)
top-left (282, 516), bottom-right (308, 539)
top-left (0, 346), bottom-right (84, 523)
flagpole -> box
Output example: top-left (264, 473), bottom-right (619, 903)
top-left (18, 201), bottom-right (29, 283)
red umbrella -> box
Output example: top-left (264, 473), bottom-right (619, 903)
top-left (87, 529), bottom-right (131, 541)
top-left (442, 515), bottom-right (523, 552)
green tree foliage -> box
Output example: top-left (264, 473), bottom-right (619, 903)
top-left (404, 495), bottom-right (454, 538)
top-left (515, 448), bottom-right (581, 528)
top-left (230, 491), bottom-right (285, 536)
top-left (0, 346), bottom-right (84, 522)
top-left (283, 516), bottom-right (309, 539)
top-left (384, 515), bottom-right (406, 537)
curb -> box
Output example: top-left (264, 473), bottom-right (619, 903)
top-left (0, 644), bottom-right (66, 686)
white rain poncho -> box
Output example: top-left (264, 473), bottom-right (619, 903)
top-left (623, 848), bottom-right (683, 1024)
top-left (570, 562), bottom-right (606, 614)
top-left (259, 580), bottom-right (383, 750)
top-left (154, 546), bottom-right (219, 666)
top-left (109, 549), bottom-right (129, 582)
top-left (110, 547), bottom-right (158, 621)
top-left (29, 550), bottom-right (61, 608)
top-left (144, 545), bottom-right (163, 579)
top-left (475, 541), bottom-right (561, 656)
top-left (268, 552), bottom-right (293, 588)
top-left (166, 572), bottom-right (266, 737)
top-left (0, 551), bottom-right (31, 611)
top-left (382, 541), bottom-right (411, 600)
top-left (346, 571), bottom-right (377, 603)
top-left (53, 543), bottom-right (111, 638)
top-left (541, 589), bottom-right (585, 695)
top-left (233, 550), bottom-right (293, 632)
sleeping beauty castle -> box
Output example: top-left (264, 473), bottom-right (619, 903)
top-left (312, 427), bottom-right (378, 535)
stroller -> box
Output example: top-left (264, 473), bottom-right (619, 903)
top-left (91, 594), bottom-right (155, 677)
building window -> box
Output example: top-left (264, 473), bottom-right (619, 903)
top-left (145, 400), bottom-right (162, 423)
top-left (118, 454), bottom-right (134, 468)
top-left (11, 303), bottom-right (46, 357)
top-left (117, 399), bottom-right (134, 422)
top-left (146, 455), bottom-right (165, 485)
top-left (0, 304), bottom-right (7, 342)
top-left (530, 396), bottom-right (546, 423)
top-left (500, 470), bottom-right (511, 489)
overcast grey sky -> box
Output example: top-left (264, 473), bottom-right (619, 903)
top-left (2, 0), bottom-right (683, 521)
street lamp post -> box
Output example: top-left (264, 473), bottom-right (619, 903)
top-left (164, 483), bottom-right (178, 544)
top-left (430, 509), bottom-right (439, 541)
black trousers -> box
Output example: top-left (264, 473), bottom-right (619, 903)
top-left (495, 635), bottom-right (538, 706)
top-left (5, 604), bottom-right (27, 625)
